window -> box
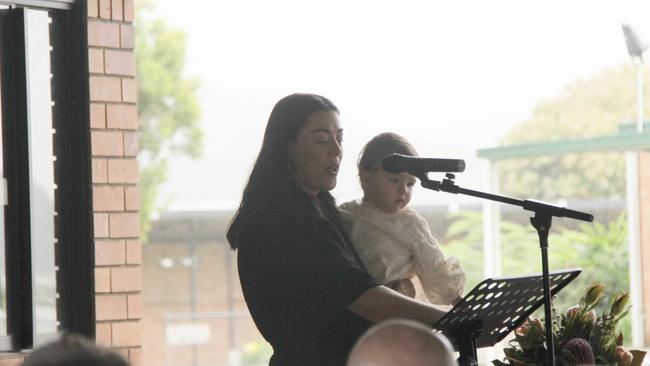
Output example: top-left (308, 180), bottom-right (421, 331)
top-left (24, 7), bottom-right (58, 344)
top-left (0, 4), bottom-right (5, 340)
top-left (0, 1), bottom-right (94, 350)
top-left (1, 4), bottom-right (59, 349)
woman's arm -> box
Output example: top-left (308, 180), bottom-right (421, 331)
top-left (348, 285), bottom-right (449, 325)
top-left (385, 278), bottom-right (416, 298)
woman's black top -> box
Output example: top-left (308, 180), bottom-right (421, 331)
top-left (237, 188), bottom-right (378, 366)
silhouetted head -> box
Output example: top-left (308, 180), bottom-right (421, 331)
top-left (22, 333), bottom-right (129, 366)
top-left (347, 319), bottom-right (457, 366)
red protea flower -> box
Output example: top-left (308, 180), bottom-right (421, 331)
top-left (584, 309), bottom-right (596, 324)
top-left (566, 305), bottom-right (581, 319)
top-left (616, 345), bottom-right (633, 366)
top-left (514, 319), bottom-right (532, 337)
top-left (531, 318), bottom-right (543, 332)
top-left (565, 305), bottom-right (596, 325)
top-left (560, 338), bottom-right (595, 366)
top-left (515, 317), bottom-right (543, 336)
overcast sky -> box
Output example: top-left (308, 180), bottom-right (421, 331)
top-left (150, 0), bottom-right (650, 212)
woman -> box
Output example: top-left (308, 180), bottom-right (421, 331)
top-left (227, 93), bottom-right (448, 365)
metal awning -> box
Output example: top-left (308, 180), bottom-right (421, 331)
top-left (477, 122), bottom-right (650, 160)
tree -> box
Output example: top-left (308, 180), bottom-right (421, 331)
top-left (442, 67), bottom-right (644, 342)
top-left (443, 210), bottom-right (632, 340)
top-left (136, 1), bottom-right (203, 241)
top-left (496, 65), bottom-right (650, 200)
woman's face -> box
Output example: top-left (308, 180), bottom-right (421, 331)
top-left (289, 110), bottom-right (343, 196)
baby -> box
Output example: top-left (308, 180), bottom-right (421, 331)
top-left (339, 132), bottom-right (465, 305)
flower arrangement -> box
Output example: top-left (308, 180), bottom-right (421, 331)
top-left (493, 283), bottom-right (646, 366)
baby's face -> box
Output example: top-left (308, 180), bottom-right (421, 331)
top-left (361, 168), bottom-right (417, 214)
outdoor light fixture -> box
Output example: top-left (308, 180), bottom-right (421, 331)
top-left (621, 21), bottom-right (647, 348)
top-left (159, 257), bottom-right (175, 269)
top-left (622, 23), bottom-right (648, 60)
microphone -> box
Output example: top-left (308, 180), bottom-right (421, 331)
top-left (382, 154), bottom-right (466, 175)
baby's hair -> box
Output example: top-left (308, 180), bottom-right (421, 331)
top-left (357, 132), bottom-right (418, 172)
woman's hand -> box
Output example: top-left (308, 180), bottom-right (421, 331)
top-left (386, 279), bottom-right (416, 298)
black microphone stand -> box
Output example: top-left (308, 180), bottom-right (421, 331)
top-left (418, 173), bottom-right (594, 366)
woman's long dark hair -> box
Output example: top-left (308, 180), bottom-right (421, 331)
top-left (227, 93), bottom-right (340, 249)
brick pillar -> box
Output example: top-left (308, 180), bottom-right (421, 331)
top-left (87, 0), bottom-right (142, 364)
top-left (640, 151), bottom-right (650, 345)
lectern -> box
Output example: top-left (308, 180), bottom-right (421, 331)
top-left (434, 269), bottom-right (581, 366)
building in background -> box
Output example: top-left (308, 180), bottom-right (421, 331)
top-left (143, 211), bottom-right (260, 366)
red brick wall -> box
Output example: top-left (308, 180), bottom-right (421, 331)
top-left (0, 2), bottom-right (140, 365)
top-left (143, 241), bottom-right (262, 366)
top-left (0, 356), bottom-right (24, 366)
top-left (87, 0), bottom-right (142, 364)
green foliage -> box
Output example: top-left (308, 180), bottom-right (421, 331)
top-left (496, 64), bottom-right (650, 200)
top-left (240, 341), bottom-right (273, 366)
top-left (494, 284), bottom-right (642, 366)
top-left (444, 210), bottom-right (631, 340)
top-left (136, 0), bottom-right (203, 241)
top-left (444, 210), bottom-right (484, 291)
top-left (548, 213), bottom-right (629, 312)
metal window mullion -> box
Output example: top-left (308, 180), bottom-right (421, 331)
top-left (50, 1), bottom-right (94, 339)
top-left (0, 7), bottom-right (34, 350)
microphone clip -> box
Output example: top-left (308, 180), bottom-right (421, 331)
top-left (440, 173), bottom-right (460, 194)
top-left (442, 173), bottom-right (456, 185)
top-left (418, 172), bottom-right (459, 193)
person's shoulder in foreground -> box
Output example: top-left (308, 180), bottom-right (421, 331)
top-left (22, 332), bottom-right (129, 366)
top-left (347, 318), bottom-right (458, 366)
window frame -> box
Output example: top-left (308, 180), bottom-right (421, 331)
top-left (0, 6), bottom-right (33, 350)
top-left (0, 0), bottom-right (94, 351)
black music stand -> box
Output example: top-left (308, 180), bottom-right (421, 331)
top-left (413, 172), bottom-right (593, 365)
top-left (433, 268), bottom-right (581, 366)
